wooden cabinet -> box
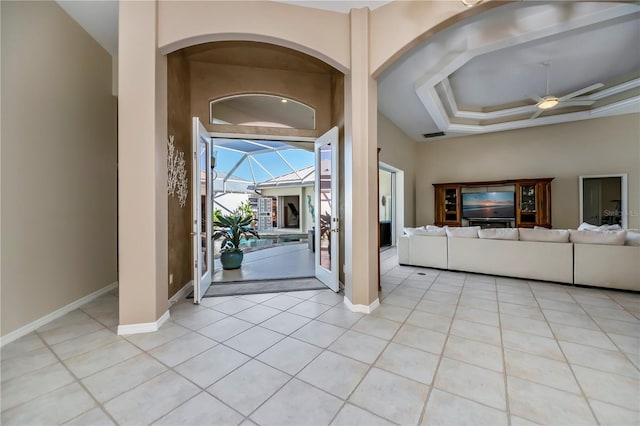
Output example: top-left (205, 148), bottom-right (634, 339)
top-left (434, 178), bottom-right (553, 228)
top-left (515, 179), bottom-right (552, 228)
top-left (434, 185), bottom-right (461, 226)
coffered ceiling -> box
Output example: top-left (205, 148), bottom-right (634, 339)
top-left (377, 2), bottom-right (640, 141)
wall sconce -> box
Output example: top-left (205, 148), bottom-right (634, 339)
top-left (462, 0), bottom-right (483, 7)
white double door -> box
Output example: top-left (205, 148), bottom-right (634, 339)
top-left (190, 122), bottom-right (339, 301)
top-left (192, 118), bottom-right (213, 304)
top-left (314, 127), bottom-right (339, 292)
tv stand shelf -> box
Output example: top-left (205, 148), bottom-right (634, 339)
top-left (433, 178), bottom-right (553, 228)
top-left (468, 219), bottom-right (513, 229)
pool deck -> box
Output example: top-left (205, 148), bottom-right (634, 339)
top-left (212, 242), bottom-right (314, 283)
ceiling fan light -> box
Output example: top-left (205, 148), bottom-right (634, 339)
top-left (537, 96), bottom-right (559, 110)
top-left (461, 0), bottom-right (483, 7)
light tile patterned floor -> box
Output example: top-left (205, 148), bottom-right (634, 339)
top-left (2, 249), bottom-right (639, 425)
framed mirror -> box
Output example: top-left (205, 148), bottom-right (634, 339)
top-left (579, 174), bottom-right (628, 229)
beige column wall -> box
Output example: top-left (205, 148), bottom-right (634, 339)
top-left (415, 114), bottom-right (640, 230)
top-left (378, 113), bottom-right (418, 228)
top-left (118, 1), bottom-right (168, 327)
top-left (158, 1), bottom-right (350, 72)
top-left (1, 1), bottom-right (117, 336)
top-left (343, 8), bottom-right (379, 308)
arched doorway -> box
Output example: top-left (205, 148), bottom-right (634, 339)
top-left (166, 41), bottom-right (345, 302)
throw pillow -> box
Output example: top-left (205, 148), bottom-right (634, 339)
top-left (403, 227), bottom-right (424, 236)
top-left (577, 222), bottom-right (599, 231)
top-left (413, 228), bottom-right (446, 237)
top-left (478, 228), bottom-right (519, 240)
top-left (569, 229), bottom-right (627, 246)
top-left (445, 226), bottom-right (480, 238)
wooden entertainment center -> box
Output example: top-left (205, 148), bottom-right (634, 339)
top-left (433, 178), bottom-right (553, 228)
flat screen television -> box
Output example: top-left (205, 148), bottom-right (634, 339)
top-left (462, 191), bottom-right (515, 219)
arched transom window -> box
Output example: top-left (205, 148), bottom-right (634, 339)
top-left (210, 94), bottom-right (316, 130)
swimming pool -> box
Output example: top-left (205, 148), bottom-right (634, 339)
top-left (213, 234), bottom-right (308, 257)
top-left (239, 235), bottom-right (307, 249)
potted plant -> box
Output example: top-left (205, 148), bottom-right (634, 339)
top-left (213, 212), bottom-right (260, 270)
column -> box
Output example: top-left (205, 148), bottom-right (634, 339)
top-left (117, 0), bottom-right (169, 332)
top-left (344, 8), bottom-right (379, 312)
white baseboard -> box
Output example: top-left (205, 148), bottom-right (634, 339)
top-left (0, 281), bottom-right (119, 348)
top-left (169, 280), bottom-right (193, 306)
top-left (117, 310), bottom-right (170, 336)
top-left (343, 296), bottom-right (380, 314)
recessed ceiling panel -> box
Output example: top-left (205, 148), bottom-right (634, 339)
top-left (450, 15), bottom-right (640, 108)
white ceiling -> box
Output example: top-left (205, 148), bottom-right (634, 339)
top-left (56, 0), bottom-right (118, 56)
top-left (58, 0), bottom-right (640, 142)
top-left (378, 2), bottom-right (640, 141)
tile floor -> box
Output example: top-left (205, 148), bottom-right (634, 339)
top-left (2, 249), bottom-right (639, 425)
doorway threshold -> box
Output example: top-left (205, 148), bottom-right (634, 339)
top-left (191, 277), bottom-right (325, 298)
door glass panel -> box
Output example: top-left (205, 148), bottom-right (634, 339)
top-left (200, 140), bottom-right (209, 276)
top-left (319, 143), bottom-right (332, 271)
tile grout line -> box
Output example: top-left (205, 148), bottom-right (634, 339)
top-left (3, 258), bottom-right (637, 426)
top-left (200, 290), bottom-right (348, 425)
top-left (33, 325), bottom-right (122, 426)
top-left (530, 281), bottom-right (602, 426)
top-left (416, 270), bottom-right (464, 426)
top-left (495, 278), bottom-right (513, 426)
top-left (123, 290), bottom-right (319, 425)
top-left (339, 268), bottom-right (440, 425)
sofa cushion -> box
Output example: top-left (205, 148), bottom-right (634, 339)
top-left (414, 228), bottom-right (447, 237)
top-left (478, 228), bottom-right (519, 240)
top-left (626, 231), bottom-right (640, 246)
top-left (426, 225), bottom-right (447, 232)
top-left (446, 226), bottom-right (480, 238)
top-left (570, 229), bottom-right (627, 246)
top-left (519, 228), bottom-right (570, 243)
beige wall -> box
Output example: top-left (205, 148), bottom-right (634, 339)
top-left (167, 52), bottom-right (192, 298)
top-left (378, 113), bottom-right (417, 227)
top-left (260, 187), bottom-right (316, 233)
top-left (1, 1), bottom-right (117, 336)
top-left (190, 61), bottom-right (333, 138)
top-left (416, 114), bottom-right (640, 230)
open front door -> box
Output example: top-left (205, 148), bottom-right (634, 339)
top-left (192, 118), bottom-right (213, 304)
top-left (315, 127), bottom-right (339, 292)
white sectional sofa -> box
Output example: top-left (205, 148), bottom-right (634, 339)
top-left (574, 244), bottom-right (640, 290)
top-left (399, 226), bottom-right (639, 291)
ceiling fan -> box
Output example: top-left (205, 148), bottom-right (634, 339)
top-left (529, 61), bottom-right (603, 119)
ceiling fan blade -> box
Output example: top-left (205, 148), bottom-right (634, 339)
top-left (559, 100), bottom-right (595, 107)
top-left (558, 83), bottom-right (604, 101)
top-left (530, 109), bottom-right (543, 119)
top-left (529, 94), bottom-right (544, 103)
